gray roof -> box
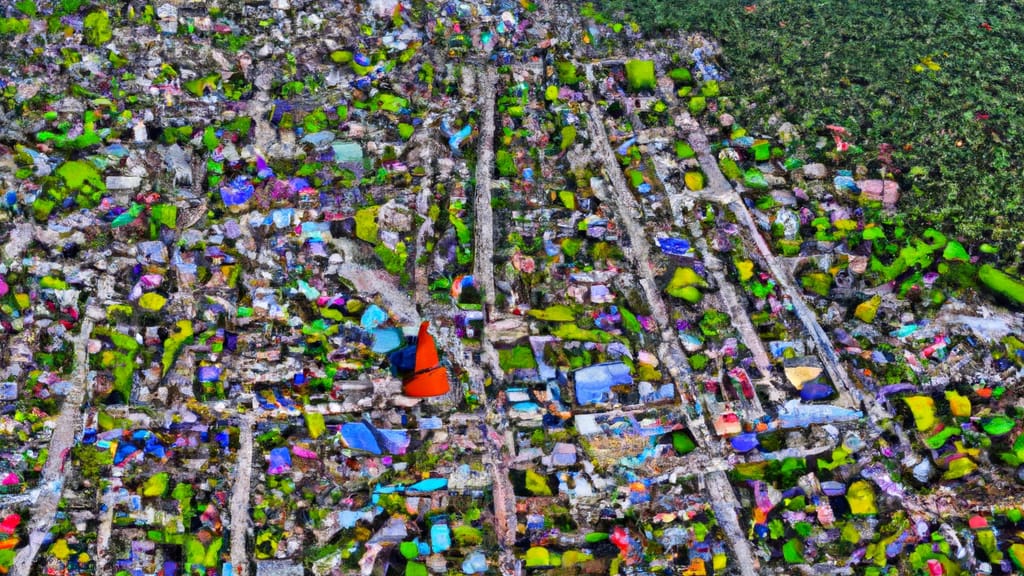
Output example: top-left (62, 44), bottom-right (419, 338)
top-left (255, 560), bottom-right (304, 576)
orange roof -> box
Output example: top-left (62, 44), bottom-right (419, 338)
top-left (403, 366), bottom-right (449, 398)
top-left (403, 322), bottom-right (449, 398)
top-left (414, 322), bottom-right (440, 373)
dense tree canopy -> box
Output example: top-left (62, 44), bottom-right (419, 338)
top-left (594, 0), bottom-right (1024, 269)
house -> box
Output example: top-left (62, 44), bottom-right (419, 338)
top-left (713, 411), bottom-right (742, 436)
top-left (255, 560), bottom-right (304, 576)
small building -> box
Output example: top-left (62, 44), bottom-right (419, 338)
top-left (255, 560), bottom-right (303, 576)
top-left (713, 411), bottom-right (742, 436)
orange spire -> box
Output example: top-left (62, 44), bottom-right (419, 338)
top-left (414, 321), bottom-right (440, 373)
top-left (403, 322), bottom-right (450, 398)
top-left (403, 367), bottom-right (449, 398)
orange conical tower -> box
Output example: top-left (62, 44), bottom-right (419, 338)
top-left (413, 322), bottom-right (440, 373)
top-left (403, 322), bottom-right (450, 397)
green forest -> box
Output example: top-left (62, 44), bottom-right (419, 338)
top-left (594, 0), bottom-right (1024, 270)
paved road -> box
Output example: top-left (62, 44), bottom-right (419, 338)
top-left (698, 241), bottom-right (775, 383)
top-left (230, 413), bottom-right (255, 576)
top-left (705, 470), bottom-right (761, 576)
top-left (583, 70), bottom-right (757, 575)
top-left (696, 230), bottom-right (774, 405)
top-left (337, 262), bottom-right (421, 326)
top-left (587, 105), bottom-right (713, 448)
top-left (94, 479), bottom-right (118, 574)
top-left (469, 64), bottom-right (519, 576)
top-left (699, 243), bottom-right (771, 417)
top-left (13, 317), bottom-right (94, 576)
top-left (685, 127), bottom-right (888, 422)
top-left (729, 199), bottom-right (857, 406)
top-left (473, 67), bottom-right (499, 323)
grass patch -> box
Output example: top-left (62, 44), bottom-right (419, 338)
top-left (499, 346), bottom-right (538, 371)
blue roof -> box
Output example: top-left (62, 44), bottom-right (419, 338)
top-left (574, 362), bottom-right (633, 405)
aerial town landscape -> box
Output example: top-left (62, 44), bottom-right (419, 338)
top-left (1, 0), bottom-right (1024, 575)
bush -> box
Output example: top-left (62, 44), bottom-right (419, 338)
top-left (979, 265), bottom-right (1024, 307)
top-left (83, 10), bottom-right (112, 46)
top-left (560, 125), bottom-right (577, 151)
top-left (675, 141), bottom-right (695, 159)
top-left (668, 67), bottom-right (692, 85)
top-left (556, 61), bottom-right (580, 85)
top-left (496, 149), bottom-right (517, 177)
top-left (688, 96), bottom-right (707, 115)
top-left (374, 242), bottom-right (408, 275)
top-left (0, 18), bottom-right (30, 36)
top-left (625, 60), bottom-right (656, 92)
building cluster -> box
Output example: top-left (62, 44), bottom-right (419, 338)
top-left (0, 1), bottom-right (1022, 575)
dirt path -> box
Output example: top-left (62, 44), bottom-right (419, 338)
top-left (337, 262), bottom-right (421, 326)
